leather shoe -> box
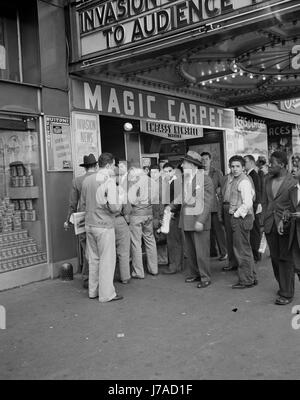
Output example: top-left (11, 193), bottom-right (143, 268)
top-left (109, 294), bottom-right (123, 302)
top-left (162, 269), bottom-right (176, 275)
top-left (219, 254), bottom-right (228, 261)
top-left (121, 279), bottom-right (130, 284)
top-left (197, 281), bottom-right (211, 289)
top-left (232, 282), bottom-right (255, 289)
top-left (185, 276), bottom-right (201, 283)
top-left (275, 296), bottom-right (292, 305)
top-left (223, 265), bottom-right (237, 271)
top-left (253, 279), bottom-right (258, 286)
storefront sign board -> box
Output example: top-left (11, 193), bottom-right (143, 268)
top-left (72, 80), bottom-right (235, 130)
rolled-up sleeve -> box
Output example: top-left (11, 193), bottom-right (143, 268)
top-left (234, 180), bottom-right (253, 218)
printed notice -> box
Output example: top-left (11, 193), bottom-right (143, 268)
top-left (45, 115), bottom-right (72, 171)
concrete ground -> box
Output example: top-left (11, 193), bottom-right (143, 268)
top-left (0, 254), bottom-right (300, 380)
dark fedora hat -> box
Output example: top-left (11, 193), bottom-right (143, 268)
top-left (79, 153), bottom-right (97, 167)
top-left (181, 150), bottom-right (202, 167)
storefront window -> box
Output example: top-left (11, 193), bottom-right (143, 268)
top-left (0, 4), bottom-right (20, 82)
top-left (0, 127), bottom-right (47, 273)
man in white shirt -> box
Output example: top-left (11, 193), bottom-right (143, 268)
top-left (225, 155), bottom-right (256, 289)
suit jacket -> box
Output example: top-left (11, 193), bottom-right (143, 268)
top-left (208, 166), bottom-right (224, 213)
top-left (66, 171), bottom-right (95, 221)
top-left (287, 185), bottom-right (300, 249)
top-left (248, 169), bottom-right (261, 208)
top-left (262, 173), bottom-right (296, 234)
top-left (179, 173), bottom-right (214, 231)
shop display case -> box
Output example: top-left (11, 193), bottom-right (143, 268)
top-left (0, 130), bottom-right (47, 273)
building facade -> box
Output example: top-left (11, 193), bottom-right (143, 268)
top-left (1, 0), bottom-right (300, 289)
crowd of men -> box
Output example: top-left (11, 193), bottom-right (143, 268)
top-left (65, 149), bottom-right (300, 306)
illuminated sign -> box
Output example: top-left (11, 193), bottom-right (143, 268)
top-left (280, 98), bottom-right (300, 115)
top-left (71, 79), bottom-right (235, 130)
top-left (78, 0), bottom-right (265, 56)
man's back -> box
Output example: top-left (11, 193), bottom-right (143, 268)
top-left (81, 170), bottom-right (121, 229)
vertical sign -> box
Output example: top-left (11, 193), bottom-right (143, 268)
top-left (45, 116), bottom-right (72, 171)
top-left (72, 112), bottom-right (101, 178)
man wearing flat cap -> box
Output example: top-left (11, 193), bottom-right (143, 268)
top-left (179, 151), bottom-right (214, 288)
top-left (65, 153), bottom-right (98, 288)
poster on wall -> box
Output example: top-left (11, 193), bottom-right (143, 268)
top-left (72, 112), bottom-right (101, 178)
top-left (45, 115), bottom-right (72, 171)
top-left (267, 123), bottom-right (293, 159)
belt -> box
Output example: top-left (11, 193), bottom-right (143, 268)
top-left (223, 202), bottom-right (230, 205)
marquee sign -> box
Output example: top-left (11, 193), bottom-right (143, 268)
top-left (77, 0), bottom-right (266, 56)
top-left (71, 79), bottom-right (235, 130)
top-left (279, 98), bottom-right (300, 115)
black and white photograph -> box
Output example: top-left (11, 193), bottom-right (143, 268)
top-left (1, 0), bottom-right (300, 386)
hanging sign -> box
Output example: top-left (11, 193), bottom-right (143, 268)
top-left (140, 119), bottom-right (203, 140)
top-left (45, 116), bottom-right (72, 171)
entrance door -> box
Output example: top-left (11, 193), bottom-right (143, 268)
top-left (187, 130), bottom-right (225, 173)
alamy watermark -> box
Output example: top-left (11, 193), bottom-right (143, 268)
top-left (0, 305), bottom-right (6, 330)
top-left (291, 305), bottom-right (300, 330)
top-left (94, 168), bottom-right (205, 216)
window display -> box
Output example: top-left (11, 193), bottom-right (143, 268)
top-left (0, 129), bottom-right (47, 273)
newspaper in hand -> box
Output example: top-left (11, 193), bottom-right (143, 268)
top-left (160, 207), bottom-right (172, 234)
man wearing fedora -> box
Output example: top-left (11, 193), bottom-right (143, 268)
top-left (65, 153), bottom-right (98, 288)
top-left (180, 151), bottom-right (214, 288)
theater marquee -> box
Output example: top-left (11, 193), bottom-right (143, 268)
top-left (77, 0), bottom-right (266, 56)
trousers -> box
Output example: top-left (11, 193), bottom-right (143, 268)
top-left (86, 225), bottom-right (117, 302)
top-left (211, 212), bottom-right (227, 257)
top-left (230, 215), bottom-right (255, 285)
top-left (184, 230), bottom-right (211, 282)
top-left (250, 209), bottom-right (262, 262)
top-left (79, 233), bottom-right (89, 281)
top-left (130, 215), bottom-right (158, 278)
top-left (167, 215), bottom-right (184, 272)
top-left (115, 216), bottom-right (131, 282)
top-left (266, 223), bottom-right (295, 299)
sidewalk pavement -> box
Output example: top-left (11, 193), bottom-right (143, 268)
top-left (0, 253), bottom-right (300, 380)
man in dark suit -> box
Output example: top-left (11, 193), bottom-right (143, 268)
top-left (262, 151), bottom-right (296, 305)
top-left (64, 154), bottom-right (97, 288)
top-left (278, 166), bottom-right (300, 282)
top-left (201, 152), bottom-right (227, 261)
top-left (245, 155), bottom-right (262, 263)
top-left (179, 151), bottom-right (214, 288)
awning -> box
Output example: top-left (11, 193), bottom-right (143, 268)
top-left (238, 104), bottom-right (300, 125)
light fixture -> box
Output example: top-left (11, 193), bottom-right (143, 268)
top-left (124, 122), bottom-right (133, 132)
top-left (250, 73), bottom-right (254, 79)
